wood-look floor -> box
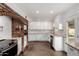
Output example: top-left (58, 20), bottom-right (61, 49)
top-left (20, 41), bottom-right (67, 56)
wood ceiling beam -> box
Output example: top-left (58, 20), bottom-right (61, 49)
top-left (0, 3), bottom-right (28, 25)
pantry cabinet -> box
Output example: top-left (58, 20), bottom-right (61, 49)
top-left (53, 36), bottom-right (64, 51)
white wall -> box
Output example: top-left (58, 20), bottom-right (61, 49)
top-left (0, 16), bottom-right (12, 40)
top-left (28, 21), bottom-right (53, 41)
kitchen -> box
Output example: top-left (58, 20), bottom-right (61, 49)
top-left (0, 3), bottom-right (79, 56)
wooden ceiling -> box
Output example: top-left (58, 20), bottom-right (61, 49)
top-left (0, 3), bottom-right (28, 25)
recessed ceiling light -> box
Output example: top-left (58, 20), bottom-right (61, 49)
top-left (50, 10), bottom-right (53, 14)
top-left (36, 10), bottom-right (39, 14)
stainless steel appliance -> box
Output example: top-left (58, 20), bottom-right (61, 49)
top-left (0, 39), bottom-right (17, 56)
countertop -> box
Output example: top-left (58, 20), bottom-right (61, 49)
top-left (65, 42), bottom-right (79, 51)
top-left (50, 32), bottom-right (63, 36)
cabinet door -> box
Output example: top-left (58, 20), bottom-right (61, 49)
top-left (54, 36), bottom-right (63, 51)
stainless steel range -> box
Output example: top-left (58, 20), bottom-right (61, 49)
top-left (0, 39), bottom-right (17, 56)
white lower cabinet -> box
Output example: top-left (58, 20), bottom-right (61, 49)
top-left (67, 45), bottom-right (79, 56)
top-left (53, 36), bottom-right (64, 51)
top-left (53, 36), bottom-right (63, 51)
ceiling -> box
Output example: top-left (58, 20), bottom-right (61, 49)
top-left (10, 3), bottom-right (76, 21)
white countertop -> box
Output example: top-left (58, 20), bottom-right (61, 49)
top-left (65, 42), bottom-right (79, 51)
